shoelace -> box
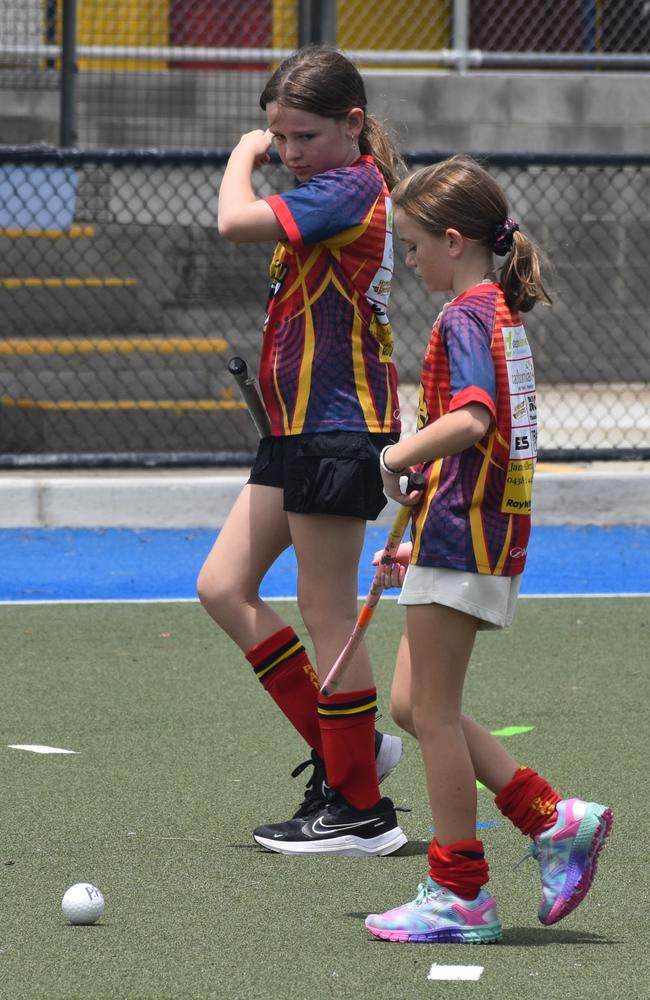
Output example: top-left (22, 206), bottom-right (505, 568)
top-left (414, 882), bottom-right (432, 905)
top-left (290, 757), bottom-right (314, 781)
top-left (514, 841), bottom-right (539, 870)
top-left (290, 755), bottom-right (329, 814)
top-left (414, 881), bottom-right (446, 905)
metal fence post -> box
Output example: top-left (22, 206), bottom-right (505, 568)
top-left (453, 0), bottom-right (470, 73)
top-left (298, 0), bottom-right (337, 47)
top-left (60, 0), bottom-right (78, 147)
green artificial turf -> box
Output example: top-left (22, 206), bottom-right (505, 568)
top-left (0, 597), bottom-right (648, 999)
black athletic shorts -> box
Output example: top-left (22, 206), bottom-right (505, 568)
top-left (248, 430), bottom-right (398, 520)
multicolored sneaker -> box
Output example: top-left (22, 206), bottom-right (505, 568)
top-left (365, 877), bottom-right (502, 944)
top-left (528, 798), bottom-right (613, 926)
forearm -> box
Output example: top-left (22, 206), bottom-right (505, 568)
top-left (217, 135), bottom-right (283, 242)
top-left (384, 404), bottom-right (491, 471)
top-left (217, 146), bottom-right (258, 234)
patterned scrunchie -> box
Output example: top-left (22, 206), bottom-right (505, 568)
top-left (492, 217), bottom-right (519, 256)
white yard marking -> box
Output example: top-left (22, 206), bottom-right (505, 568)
top-left (8, 744), bottom-right (79, 754)
top-left (428, 964), bottom-right (484, 981)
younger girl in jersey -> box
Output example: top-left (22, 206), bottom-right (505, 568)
top-left (364, 156), bottom-right (613, 942)
top-left (198, 45), bottom-right (416, 856)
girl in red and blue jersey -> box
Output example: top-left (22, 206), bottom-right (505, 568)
top-left (365, 156), bottom-right (612, 944)
top-left (198, 46), bottom-right (415, 857)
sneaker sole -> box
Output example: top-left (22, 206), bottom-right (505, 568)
top-left (366, 924), bottom-right (502, 944)
top-left (376, 733), bottom-right (402, 784)
top-left (540, 805), bottom-right (614, 926)
top-left (254, 827), bottom-right (408, 857)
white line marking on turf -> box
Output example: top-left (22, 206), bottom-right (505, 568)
top-left (0, 593), bottom-right (647, 607)
top-left (8, 744), bottom-right (79, 754)
top-left (428, 965), bottom-right (484, 981)
top-left (0, 597), bottom-right (199, 605)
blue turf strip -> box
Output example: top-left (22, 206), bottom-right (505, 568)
top-left (0, 525), bottom-right (648, 602)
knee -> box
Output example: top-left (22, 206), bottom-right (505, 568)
top-left (196, 564), bottom-right (230, 620)
top-left (296, 596), bottom-right (328, 640)
top-left (297, 586), bottom-right (357, 640)
top-left (389, 694), bottom-right (414, 735)
top-left (412, 706), bottom-right (459, 743)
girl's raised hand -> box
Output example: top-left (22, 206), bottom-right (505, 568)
top-left (235, 129), bottom-right (274, 168)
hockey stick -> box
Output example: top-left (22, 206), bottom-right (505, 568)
top-left (228, 353), bottom-right (422, 695)
top-left (228, 356), bottom-right (271, 439)
top-left (320, 470), bottom-right (426, 696)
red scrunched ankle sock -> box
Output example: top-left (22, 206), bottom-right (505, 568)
top-left (494, 767), bottom-right (561, 837)
top-left (427, 837), bottom-right (489, 901)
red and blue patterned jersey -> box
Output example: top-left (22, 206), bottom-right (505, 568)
top-left (259, 155), bottom-right (400, 436)
top-left (411, 281), bottom-right (537, 576)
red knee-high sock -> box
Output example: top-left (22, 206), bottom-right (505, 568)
top-left (494, 766), bottom-right (561, 837)
top-left (246, 626), bottom-right (322, 756)
top-left (428, 838), bottom-right (490, 901)
top-left (317, 687), bottom-right (380, 810)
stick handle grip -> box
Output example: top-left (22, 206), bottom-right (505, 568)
top-left (405, 471), bottom-right (426, 493)
top-left (228, 356), bottom-right (271, 439)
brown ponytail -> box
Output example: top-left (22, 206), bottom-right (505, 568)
top-left (360, 114), bottom-right (405, 192)
top-left (500, 230), bottom-right (552, 312)
top-left (392, 155), bottom-right (552, 311)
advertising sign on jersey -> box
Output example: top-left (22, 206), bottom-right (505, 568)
top-left (501, 324), bottom-right (537, 514)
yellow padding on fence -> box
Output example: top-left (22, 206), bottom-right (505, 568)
top-left (0, 277), bottom-right (137, 288)
top-left (0, 338), bottom-right (228, 355)
top-left (0, 397), bottom-right (246, 413)
top-left (70, 0), bottom-right (168, 72)
top-left (337, 0), bottom-right (449, 51)
top-left (0, 226), bottom-right (96, 239)
top-left (273, 0), bottom-right (450, 62)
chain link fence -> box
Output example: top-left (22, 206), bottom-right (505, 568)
top-left (1, 2), bottom-right (650, 148)
top-left (1, 2), bottom-right (649, 464)
top-left (470, 0), bottom-right (649, 53)
top-left (1, 147), bottom-right (648, 466)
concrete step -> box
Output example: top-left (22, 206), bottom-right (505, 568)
top-left (0, 332), bottom-right (261, 453)
top-left (1, 464), bottom-right (649, 529)
top-left (1, 281), bottom-right (158, 336)
top-left (1, 221), bottom-right (269, 341)
top-left (0, 397), bottom-right (260, 455)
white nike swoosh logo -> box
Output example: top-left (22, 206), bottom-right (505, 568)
top-left (310, 816), bottom-right (380, 835)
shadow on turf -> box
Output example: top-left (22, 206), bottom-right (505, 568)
top-left (394, 840), bottom-right (429, 857)
top-left (229, 840), bottom-right (430, 855)
top-left (500, 927), bottom-right (620, 947)
top-left (344, 918), bottom-right (618, 946)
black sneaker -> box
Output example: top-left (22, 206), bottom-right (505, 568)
top-left (253, 788), bottom-right (407, 856)
top-left (248, 751), bottom-right (330, 848)
top-left (252, 731), bottom-right (403, 845)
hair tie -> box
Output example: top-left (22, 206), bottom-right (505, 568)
top-left (492, 217), bottom-right (519, 256)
